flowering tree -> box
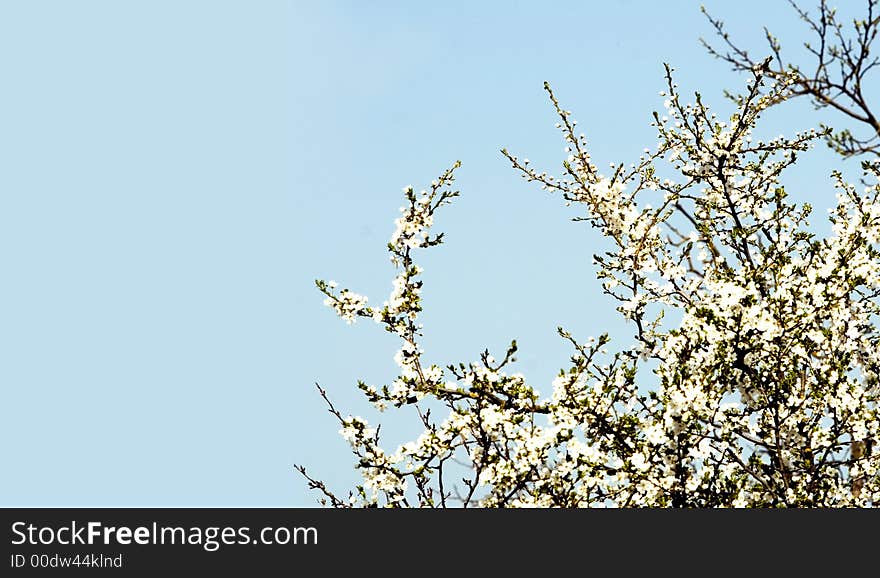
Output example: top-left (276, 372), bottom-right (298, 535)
top-left (298, 6), bottom-right (880, 507)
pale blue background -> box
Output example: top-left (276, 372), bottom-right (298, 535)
top-left (0, 1), bottom-right (865, 505)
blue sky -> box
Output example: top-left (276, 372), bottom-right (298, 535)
top-left (1, 1), bottom-right (866, 506)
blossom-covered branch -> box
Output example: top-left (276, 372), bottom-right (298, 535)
top-left (703, 0), bottom-right (880, 157)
